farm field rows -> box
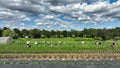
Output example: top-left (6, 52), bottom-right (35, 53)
top-left (0, 38), bottom-right (120, 53)
top-left (0, 53), bottom-right (120, 60)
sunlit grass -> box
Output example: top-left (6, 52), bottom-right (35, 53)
top-left (0, 38), bottom-right (120, 53)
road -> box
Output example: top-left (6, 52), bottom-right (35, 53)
top-left (0, 60), bottom-right (120, 68)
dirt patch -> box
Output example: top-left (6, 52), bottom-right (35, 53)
top-left (0, 53), bottom-right (120, 60)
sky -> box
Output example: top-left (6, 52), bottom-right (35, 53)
top-left (0, 0), bottom-right (120, 31)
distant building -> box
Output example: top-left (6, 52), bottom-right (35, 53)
top-left (0, 37), bottom-right (13, 44)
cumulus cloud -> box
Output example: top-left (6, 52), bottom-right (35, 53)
top-left (44, 0), bottom-right (104, 6)
top-left (20, 23), bottom-right (25, 26)
top-left (49, 1), bottom-right (120, 23)
top-left (0, 11), bottom-right (14, 18)
top-left (44, 0), bottom-right (82, 6)
top-left (0, 0), bottom-right (120, 30)
top-left (23, 17), bottom-right (31, 21)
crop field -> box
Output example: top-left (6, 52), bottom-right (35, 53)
top-left (0, 38), bottom-right (120, 53)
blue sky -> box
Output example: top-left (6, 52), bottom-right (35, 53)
top-left (109, 0), bottom-right (118, 3)
top-left (0, 0), bottom-right (120, 30)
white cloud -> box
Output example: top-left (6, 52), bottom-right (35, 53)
top-left (43, 15), bottom-right (55, 20)
top-left (0, 11), bottom-right (14, 18)
top-left (20, 23), bottom-right (25, 26)
top-left (23, 17), bottom-right (31, 21)
top-left (36, 22), bottom-right (43, 26)
top-left (105, 26), bottom-right (114, 29)
top-left (0, 0), bottom-right (120, 29)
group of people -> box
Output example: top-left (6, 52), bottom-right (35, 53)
top-left (82, 40), bottom-right (116, 47)
top-left (95, 41), bottom-right (116, 47)
top-left (26, 40), bottom-right (116, 48)
top-left (26, 41), bottom-right (38, 48)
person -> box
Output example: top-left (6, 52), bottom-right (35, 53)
top-left (82, 41), bottom-right (85, 44)
top-left (111, 41), bottom-right (116, 47)
top-left (35, 42), bottom-right (38, 45)
top-left (98, 42), bottom-right (101, 45)
top-left (26, 41), bottom-right (30, 47)
top-left (95, 41), bottom-right (98, 45)
top-left (95, 41), bottom-right (101, 45)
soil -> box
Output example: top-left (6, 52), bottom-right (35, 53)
top-left (0, 53), bottom-right (120, 60)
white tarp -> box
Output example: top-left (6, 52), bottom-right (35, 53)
top-left (0, 37), bottom-right (13, 43)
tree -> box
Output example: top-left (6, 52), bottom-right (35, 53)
top-left (98, 29), bottom-right (109, 40)
top-left (12, 28), bottom-right (21, 39)
top-left (30, 29), bottom-right (40, 38)
top-left (0, 28), bottom-right (3, 37)
top-left (3, 27), bottom-right (9, 30)
top-left (21, 29), bottom-right (30, 38)
top-left (1, 26), bottom-right (120, 40)
top-left (2, 29), bottom-right (13, 37)
top-left (51, 30), bottom-right (56, 37)
top-left (88, 28), bottom-right (97, 38)
top-left (71, 30), bottom-right (78, 37)
top-left (82, 29), bottom-right (89, 38)
top-left (41, 30), bottom-right (48, 38)
top-left (55, 31), bottom-right (60, 38)
top-left (62, 30), bottom-right (68, 37)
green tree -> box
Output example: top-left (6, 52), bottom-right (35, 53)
top-left (2, 29), bottom-right (13, 37)
top-left (41, 30), bottom-right (48, 38)
top-left (0, 28), bottom-right (3, 37)
top-left (3, 27), bottom-right (9, 30)
top-left (30, 29), bottom-right (40, 38)
top-left (51, 30), bottom-right (56, 37)
top-left (62, 30), bottom-right (68, 37)
top-left (12, 28), bottom-right (21, 39)
top-left (21, 29), bottom-right (30, 38)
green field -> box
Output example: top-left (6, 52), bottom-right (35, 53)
top-left (0, 38), bottom-right (120, 53)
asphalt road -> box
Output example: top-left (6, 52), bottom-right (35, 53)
top-left (0, 60), bottom-right (120, 68)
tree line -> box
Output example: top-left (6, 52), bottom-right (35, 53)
top-left (0, 27), bottom-right (120, 40)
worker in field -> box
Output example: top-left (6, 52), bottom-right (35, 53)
top-left (111, 41), bottom-right (116, 47)
top-left (26, 41), bottom-right (30, 47)
top-left (82, 41), bottom-right (85, 44)
top-left (35, 42), bottom-right (38, 45)
top-left (95, 41), bottom-right (101, 45)
top-left (98, 42), bottom-right (101, 45)
top-left (95, 41), bottom-right (98, 45)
